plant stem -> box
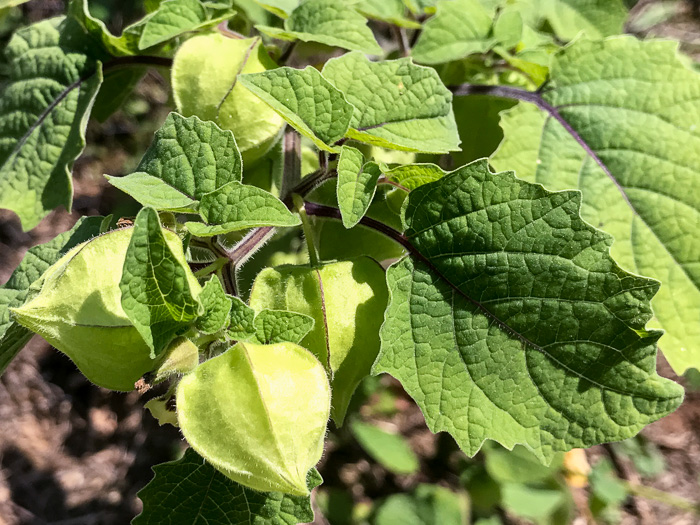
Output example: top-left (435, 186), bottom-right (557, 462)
top-left (103, 55), bottom-right (173, 72)
top-left (622, 482), bottom-right (700, 516)
top-left (281, 129), bottom-right (301, 201)
top-left (193, 257), bottom-right (229, 278)
top-left (392, 25), bottom-right (410, 57)
top-left (293, 194), bottom-right (320, 267)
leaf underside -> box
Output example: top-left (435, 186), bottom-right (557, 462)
top-left (375, 159), bottom-right (683, 461)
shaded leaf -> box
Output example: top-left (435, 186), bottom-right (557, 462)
top-left (196, 276), bottom-right (232, 335)
top-left (0, 18), bottom-right (102, 231)
top-left (134, 448), bottom-right (321, 524)
top-left (351, 420), bottom-right (419, 475)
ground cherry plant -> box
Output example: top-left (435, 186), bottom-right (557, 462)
top-left (0, 0), bottom-right (698, 523)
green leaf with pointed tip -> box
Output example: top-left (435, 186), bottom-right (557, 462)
top-left (322, 52), bottom-right (460, 154)
top-left (108, 113), bottom-right (242, 212)
top-left (411, 0), bottom-right (494, 65)
top-left (375, 159), bottom-right (684, 461)
top-left (381, 163), bottom-right (445, 191)
top-left (527, 0), bottom-right (628, 42)
top-left (228, 296), bottom-right (257, 340)
top-left (253, 0), bottom-right (299, 18)
top-left (337, 147), bottom-right (382, 228)
top-left (491, 37), bottom-right (700, 374)
top-left (0, 217), bottom-right (103, 375)
top-left (356, 0), bottom-right (421, 29)
top-left (239, 67), bottom-right (353, 152)
top-left (134, 448), bottom-right (321, 525)
top-left (152, 336), bottom-right (199, 383)
top-left (196, 276), bottom-right (232, 335)
top-left (106, 173), bottom-right (197, 212)
top-left (172, 34), bottom-right (286, 165)
top-left (258, 0), bottom-right (381, 54)
top-left (120, 207), bottom-right (202, 357)
top-left (253, 309), bottom-right (315, 345)
top-left (185, 182), bottom-right (300, 237)
top-left (177, 342), bottom-right (330, 495)
top-left (249, 258), bottom-right (389, 425)
top-left (0, 18), bottom-right (103, 231)
top-left (68, 0), bottom-right (236, 55)
top-left (350, 420), bottom-right (419, 475)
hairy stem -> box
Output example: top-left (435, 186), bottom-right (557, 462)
top-left (293, 194), bottom-right (320, 267)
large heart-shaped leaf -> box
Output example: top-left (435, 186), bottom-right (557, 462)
top-left (491, 37), bottom-right (700, 373)
top-left (375, 159), bottom-right (683, 461)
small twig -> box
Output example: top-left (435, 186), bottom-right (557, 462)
top-left (377, 176), bottom-right (409, 192)
top-left (392, 25), bottom-right (410, 57)
top-left (293, 194), bottom-right (320, 267)
top-left (281, 129), bottom-right (302, 200)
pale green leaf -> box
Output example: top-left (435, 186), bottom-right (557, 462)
top-left (253, 0), bottom-right (299, 18)
top-left (411, 0), bottom-right (494, 65)
top-left (196, 276), bottom-right (232, 335)
top-left (258, 0), bottom-right (382, 55)
top-left (228, 296), bottom-right (257, 340)
top-left (69, 0), bottom-right (236, 55)
top-left (185, 182), bottom-right (300, 237)
top-left (322, 52), bottom-right (460, 153)
top-left (375, 159), bottom-right (684, 461)
top-left (356, 0), bottom-right (421, 29)
top-left (108, 113), bottom-right (242, 211)
top-left (253, 309), bottom-right (315, 344)
top-left (0, 217), bottom-right (103, 375)
top-left (106, 173), bottom-right (197, 211)
top-left (120, 207), bottom-right (202, 357)
top-left (351, 420), bottom-right (419, 475)
top-left (239, 67), bottom-right (353, 151)
top-left (0, 18), bottom-right (102, 231)
top-left (134, 448), bottom-right (321, 524)
top-left (337, 146), bottom-right (382, 228)
top-left (491, 37), bottom-right (700, 374)
top-left (381, 163), bottom-right (445, 191)
top-left (537, 0), bottom-right (627, 41)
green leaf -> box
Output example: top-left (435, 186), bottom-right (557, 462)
top-left (322, 52), bottom-right (460, 153)
top-left (0, 217), bottom-right (103, 375)
top-left (196, 276), bottom-right (232, 335)
top-left (336, 146), bottom-right (382, 228)
top-left (134, 448), bottom-right (321, 525)
top-left (106, 172), bottom-right (198, 211)
top-left (107, 113), bottom-right (242, 212)
top-left (372, 485), bottom-right (468, 525)
top-left (355, 0), bottom-right (421, 29)
top-left (176, 342), bottom-right (330, 495)
top-left (253, 0), bottom-right (299, 18)
top-left (120, 207), bottom-right (202, 357)
top-left (228, 295), bottom-right (257, 340)
top-left (484, 445), bottom-right (563, 484)
top-left (151, 336), bottom-right (199, 382)
top-left (491, 37), bottom-right (700, 374)
top-left (184, 182), bottom-right (300, 237)
top-left (381, 163), bottom-right (445, 191)
top-left (375, 159), bottom-right (684, 461)
top-left (257, 0), bottom-right (382, 55)
top-left (69, 0), bottom-right (236, 55)
top-left (411, 0), bottom-right (494, 65)
top-left (172, 34), bottom-right (286, 165)
top-left (350, 420), bottom-right (419, 475)
top-left (531, 0), bottom-right (628, 41)
top-left (0, 18), bottom-right (103, 231)
top-left (500, 483), bottom-right (569, 525)
top-left (136, 0), bottom-right (236, 50)
top-left (92, 67), bottom-right (146, 122)
top-left (249, 258), bottom-right (389, 425)
top-left (239, 67), bottom-right (354, 151)
top-left (253, 309), bottom-right (315, 344)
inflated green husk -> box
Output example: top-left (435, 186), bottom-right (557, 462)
top-left (11, 227), bottom-right (199, 391)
